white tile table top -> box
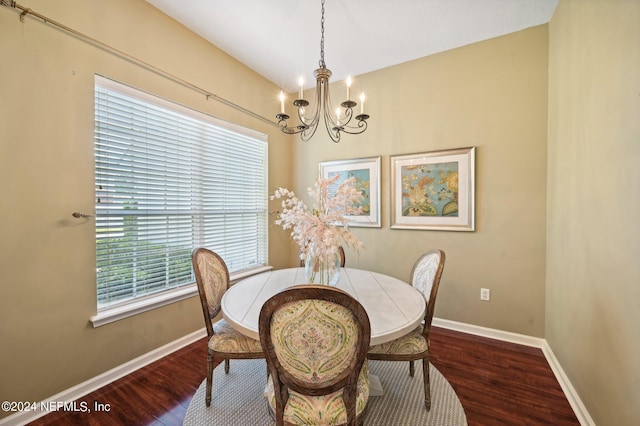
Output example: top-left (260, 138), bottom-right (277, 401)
top-left (221, 267), bottom-right (426, 346)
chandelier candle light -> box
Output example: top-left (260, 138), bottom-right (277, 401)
top-left (271, 175), bottom-right (365, 285)
top-left (276, 0), bottom-right (370, 143)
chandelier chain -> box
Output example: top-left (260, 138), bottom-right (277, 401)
top-left (319, 0), bottom-right (325, 68)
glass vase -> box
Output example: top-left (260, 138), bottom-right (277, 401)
top-left (304, 246), bottom-right (341, 286)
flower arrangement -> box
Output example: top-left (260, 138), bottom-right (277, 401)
top-left (271, 175), bottom-right (365, 283)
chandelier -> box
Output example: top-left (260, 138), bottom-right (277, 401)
top-left (276, 0), bottom-right (369, 143)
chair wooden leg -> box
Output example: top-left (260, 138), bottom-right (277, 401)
top-left (224, 358), bottom-right (230, 374)
top-left (409, 360), bottom-right (415, 377)
top-left (206, 354), bottom-right (214, 407)
top-left (423, 358), bottom-right (431, 410)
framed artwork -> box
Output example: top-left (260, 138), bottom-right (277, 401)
top-left (390, 147), bottom-right (475, 231)
top-left (319, 156), bottom-right (381, 227)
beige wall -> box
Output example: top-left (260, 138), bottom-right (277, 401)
top-left (8, 0), bottom-right (637, 423)
top-left (0, 0), bottom-right (293, 413)
top-left (289, 26), bottom-right (549, 337)
top-left (548, 0), bottom-right (640, 424)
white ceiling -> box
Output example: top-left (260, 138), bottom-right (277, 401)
top-left (146, 0), bottom-right (558, 92)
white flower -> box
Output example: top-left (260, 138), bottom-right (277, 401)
top-left (271, 175), bottom-right (365, 263)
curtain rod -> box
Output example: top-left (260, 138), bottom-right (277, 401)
top-left (1, 0), bottom-right (278, 129)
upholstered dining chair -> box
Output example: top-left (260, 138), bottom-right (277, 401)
top-left (299, 245), bottom-right (346, 267)
top-left (191, 248), bottom-right (264, 407)
top-left (367, 249), bottom-right (446, 410)
top-left (259, 285), bottom-right (371, 426)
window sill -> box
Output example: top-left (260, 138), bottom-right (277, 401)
top-left (90, 265), bottom-right (273, 327)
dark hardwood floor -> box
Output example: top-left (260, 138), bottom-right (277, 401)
top-left (27, 326), bottom-right (579, 426)
top-left (429, 328), bottom-right (579, 425)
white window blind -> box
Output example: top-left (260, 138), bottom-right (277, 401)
top-left (94, 76), bottom-right (268, 310)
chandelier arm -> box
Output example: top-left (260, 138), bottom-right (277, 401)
top-left (332, 105), bottom-right (366, 132)
top-left (323, 84), bottom-right (338, 128)
top-left (319, 78), bottom-right (343, 143)
top-left (296, 107), bottom-right (311, 127)
top-left (339, 106), bottom-right (354, 125)
top-left (300, 106), bottom-right (320, 141)
top-left (277, 112), bottom-right (315, 135)
top-left (277, 121), bottom-right (306, 135)
top-left (309, 74), bottom-right (325, 127)
top-left (300, 122), bottom-right (319, 141)
top-left (323, 101), bottom-right (341, 143)
top-left (336, 119), bottom-right (368, 135)
top-left (298, 77), bottom-right (324, 140)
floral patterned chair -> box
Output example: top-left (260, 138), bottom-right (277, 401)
top-left (367, 249), bottom-right (446, 410)
top-left (191, 248), bottom-right (264, 407)
top-left (259, 285), bottom-right (371, 426)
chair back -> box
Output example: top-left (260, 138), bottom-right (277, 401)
top-left (192, 248), bottom-right (230, 338)
top-left (410, 250), bottom-right (446, 334)
top-left (259, 285), bottom-right (370, 426)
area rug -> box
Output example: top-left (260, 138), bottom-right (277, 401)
top-left (183, 359), bottom-right (467, 425)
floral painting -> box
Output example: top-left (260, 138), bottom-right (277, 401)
top-left (327, 168), bottom-right (370, 216)
top-left (320, 156), bottom-right (381, 227)
top-left (401, 161), bottom-right (459, 217)
top-left (391, 147), bottom-right (475, 231)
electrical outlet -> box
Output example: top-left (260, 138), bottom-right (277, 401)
top-left (480, 288), bottom-right (491, 301)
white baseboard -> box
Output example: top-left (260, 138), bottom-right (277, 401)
top-left (432, 317), bottom-right (546, 347)
top-left (2, 320), bottom-right (595, 426)
top-left (540, 341), bottom-right (596, 426)
top-left (432, 317), bottom-right (594, 426)
top-left (0, 328), bottom-right (207, 426)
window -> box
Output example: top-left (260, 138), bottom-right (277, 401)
top-left (94, 76), bottom-right (268, 315)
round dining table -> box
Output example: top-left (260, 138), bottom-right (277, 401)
top-left (221, 267), bottom-right (426, 346)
